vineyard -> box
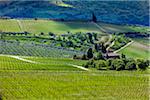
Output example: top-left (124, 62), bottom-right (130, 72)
top-left (0, 72), bottom-right (149, 100)
top-left (0, 41), bottom-right (83, 58)
top-left (0, 18), bottom-right (149, 100)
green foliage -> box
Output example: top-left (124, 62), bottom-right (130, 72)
top-left (83, 59), bottom-right (95, 68)
top-left (110, 59), bottom-right (125, 71)
top-left (95, 52), bottom-right (103, 60)
top-left (125, 59), bottom-right (137, 70)
top-left (137, 59), bottom-right (149, 70)
top-left (96, 60), bottom-right (107, 70)
top-left (87, 48), bottom-right (93, 59)
top-left (101, 43), bottom-right (106, 53)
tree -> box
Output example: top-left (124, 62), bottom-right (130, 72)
top-left (96, 60), bottom-right (107, 70)
top-left (82, 54), bottom-right (87, 60)
top-left (96, 52), bottom-right (103, 60)
top-left (101, 43), bottom-right (106, 53)
top-left (87, 48), bottom-right (93, 59)
top-left (83, 60), bottom-right (95, 68)
top-left (125, 60), bottom-right (137, 70)
top-left (110, 59), bottom-right (125, 71)
top-left (87, 33), bottom-right (93, 44)
top-left (92, 12), bottom-right (97, 22)
top-left (137, 59), bottom-right (149, 70)
top-left (121, 53), bottom-right (126, 59)
top-left (40, 32), bottom-right (44, 35)
top-left (0, 31), bottom-right (6, 40)
top-left (94, 43), bottom-right (99, 52)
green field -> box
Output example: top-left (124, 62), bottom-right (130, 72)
top-left (0, 55), bottom-right (149, 100)
top-left (0, 19), bottom-right (101, 34)
top-left (98, 22), bottom-right (149, 33)
top-left (0, 55), bottom-right (87, 70)
top-left (118, 42), bottom-right (149, 59)
top-left (0, 19), bottom-right (21, 32)
top-left (0, 19), bottom-right (149, 35)
top-left (0, 19), bottom-right (149, 100)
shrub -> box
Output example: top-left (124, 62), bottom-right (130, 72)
top-left (110, 59), bottom-right (125, 71)
top-left (82, 54), bottom-right (87, 60)
top-left (125, 60), bottom-right (137, 70)
top-left (95, 52), bottom-right (103, 60)
top-left (96, 60), bottom-right (107, 70)
top-left (83, 60), bottom-right (96, 68)
top-left (137, 59), bottom-right (149, 70)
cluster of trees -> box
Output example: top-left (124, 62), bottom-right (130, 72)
top-left (54, 32), bottom-right (100, 51)
top-left (111, 34), bottom-right (131, 50)
top-left (0, 31), bottom-right (30, 39)
top-left (73, 47), bottom-right (106, 60)
top-left (83, 54), bottom-right (149, 71)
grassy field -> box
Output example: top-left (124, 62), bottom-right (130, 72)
top-left (0, 55), bottom-right (149, 100)
top-left (0, 19), bottom-right (21, 32)
top-left (98, 22), bottom-right (149, 33)
top-left (118, 42), bottom-right (149, 59)
top-left (0, 71), bottom-right (149, 100)
top-left (0, 19), bottom-right (101, 34)
top-left (0, 56), bottom-right (87, 70)
top-left (0, 19), bottom-right (149, 35)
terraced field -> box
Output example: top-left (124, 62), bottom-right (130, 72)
top-left (0, 55), bottom-right (149, 100)
top-left (118, 42), bottom-right (149, 59)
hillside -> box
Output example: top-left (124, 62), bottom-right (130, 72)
top-left (0, 0), bottom-right (149, 26)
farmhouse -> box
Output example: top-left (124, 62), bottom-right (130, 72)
top-left (103, 52), bottom-right (120, 59)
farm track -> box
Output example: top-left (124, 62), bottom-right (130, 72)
top-left (114, 41), bottom-right (134, 53)
top-left (16, 19), bottom-right (23, 32)
top-left (0, 54), bottom-right (89, 71)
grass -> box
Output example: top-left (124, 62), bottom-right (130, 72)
top-left (118, 42), bottom-right (149, 59)
top-left (21, 20), bottom-right (101, 34)
top-left (133, 38), bottom-right (150, 46)
top-left (0, 19), bottom-right (21, 32)
top-left (0, 56), bottom-right (86, 70)
top-left (0, 19), bottom-right (101, 34)
top-left (98, 22), bottom-right (149, 33)
top-left (0, 56), bottom-right (149, 99)
top-left (0, 70), bottom-right (149, 100)
top-left (1, 19), bottom-right (149, 35)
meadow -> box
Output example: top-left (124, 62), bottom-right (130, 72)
top-left (0, 19), bottom-right (21, 32)
top-left (0, 19), bottom-right (101, 34)
top-left (118, 42), bottom-right (149, 59)
top-left (0, 19), bottom-right (149, 35)
top-left (0, 55), bottom-right (149, 100)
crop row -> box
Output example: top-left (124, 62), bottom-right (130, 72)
top-left (0, 41), bottom-right (83, 58)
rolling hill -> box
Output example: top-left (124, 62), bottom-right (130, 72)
top-left (0, 0), bottom-right (149, 26)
